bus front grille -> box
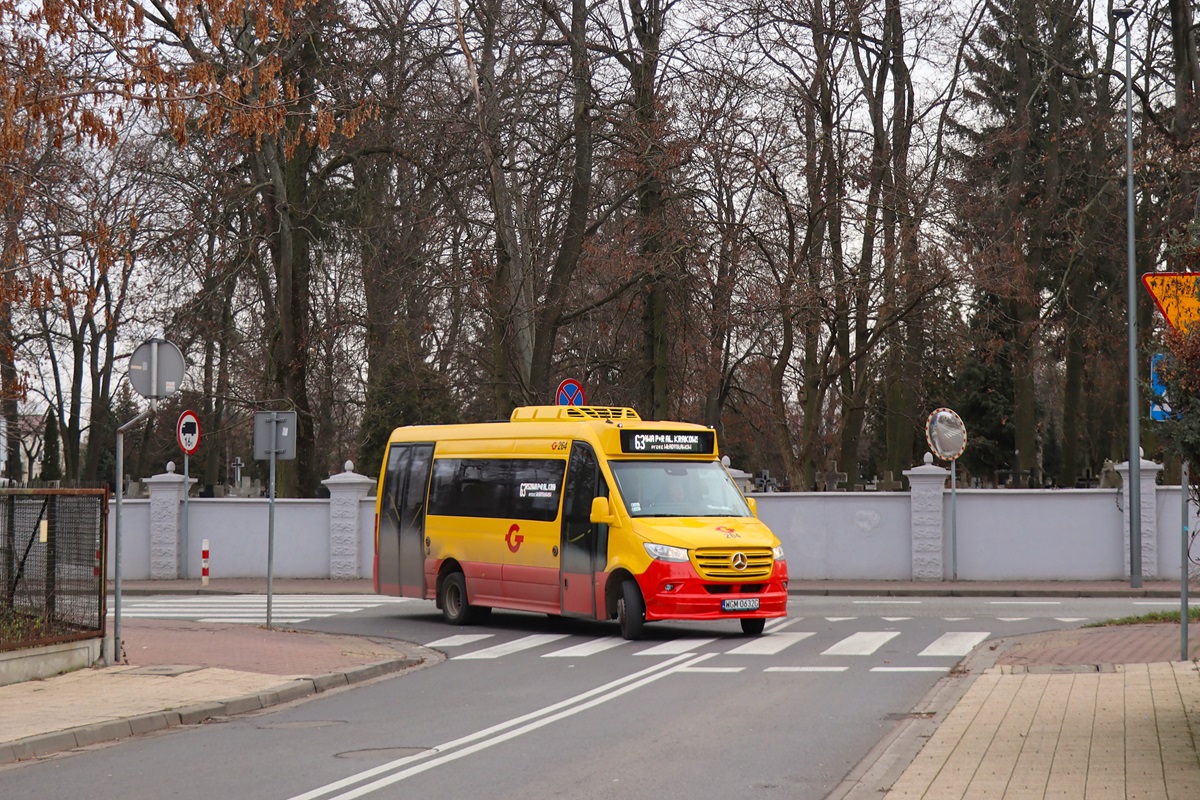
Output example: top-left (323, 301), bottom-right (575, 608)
top-left (692, 548), bottom-right (774, 580)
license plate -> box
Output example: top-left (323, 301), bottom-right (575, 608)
top-left (722, 598), bottom-right (760, 612)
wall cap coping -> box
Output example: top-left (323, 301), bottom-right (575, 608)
top-left (1114, 456), bottom-right (1164, 474)
top-left (143, 471), bottom-right (195, 486)
top-left (322, 461), bottom-right (375, 490)
top-left (904, 453), bottom-right (949, 479)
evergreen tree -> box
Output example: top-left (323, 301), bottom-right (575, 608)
top-left (955, 293), bottom-right (1017, 483)
top-left (40, 412), bottom-right (62, 482)
top-left (359, 359), bottom-right (460, 480)
top-left (950, 0), bottom-right (1116, 487)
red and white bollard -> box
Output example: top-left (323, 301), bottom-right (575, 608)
top-left (201, 539), bottom-right (210, 587)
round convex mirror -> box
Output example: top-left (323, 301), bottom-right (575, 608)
top-left (925, 408), bottom-right (966, 461)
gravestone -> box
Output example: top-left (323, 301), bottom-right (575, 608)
top-left (877, 470), bottom-right (904, 491)
top-left (822, 462), bottom-right (848, 491)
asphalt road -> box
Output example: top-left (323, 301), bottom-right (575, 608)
top-left (3, 595), bottom-right (1158, 799)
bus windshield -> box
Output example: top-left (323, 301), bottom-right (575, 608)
top-left (609, 460), bottom-right (753, 518)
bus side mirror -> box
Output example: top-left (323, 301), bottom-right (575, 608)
top-left (590, 496), bottom-right (619, 527)
top-left (745, 497), bottom-right (758, 517)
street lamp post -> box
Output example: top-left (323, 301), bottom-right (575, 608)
top-left (1114, 7), bottom-right (1140, 588)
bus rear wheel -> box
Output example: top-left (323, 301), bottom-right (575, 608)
top-left (740, 618), bottom-right (766, 636)
top-left (617, 580), bottom-right (645, 640)
top-left (441, 571), bottom-right (482, 625)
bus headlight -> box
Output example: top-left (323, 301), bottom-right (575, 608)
top-left (644, 542), bottom-right (689, 562)
top-left (773, 545), bottom-right (786, 561)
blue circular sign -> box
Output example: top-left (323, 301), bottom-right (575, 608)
top-left (556, 379), bottom-right (586, 406)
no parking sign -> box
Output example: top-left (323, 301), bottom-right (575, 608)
top-left (556, 379), bottom-right (586, 406)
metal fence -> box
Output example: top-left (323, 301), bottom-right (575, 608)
top-left (0, 488), bottom-right (108, 651)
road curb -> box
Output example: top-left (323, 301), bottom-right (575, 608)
top-left (825, 632), bottom-right (1019, 800)
top-left (0, 655), bottom-right (426, 767)
top-left (788, 587), bottom-right (1184, 598)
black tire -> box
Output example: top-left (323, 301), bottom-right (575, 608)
top-left (740, 618), bottom-right (766, 636)
top-left (440, 572), bottom-right (474, 625)
top-left (617, 580), bottom-right (646, 640)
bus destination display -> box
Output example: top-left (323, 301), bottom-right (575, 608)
top-left (620, 430), bottom-right (715, 455)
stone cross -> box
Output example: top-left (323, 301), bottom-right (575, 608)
top-left (822, 462), bottom-right (848, 491)
top-left (231, 456), bottom-right (244, 486)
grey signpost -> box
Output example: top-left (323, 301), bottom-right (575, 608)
top-left (1182, 462), bottom-right (1190, 661)
top-left (113, 338), bottom-right (185, 664)
top-left (926, 408), bottom-right (968, 581)
top-left (254, 410), bottom-right (297, 628)
top-left (176, 410), bottom-right (201, 580)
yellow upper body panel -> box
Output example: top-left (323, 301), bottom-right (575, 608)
top-left (386, 406), bottom-right (718, 463)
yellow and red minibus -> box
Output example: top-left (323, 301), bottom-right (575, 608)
top-left (373, 405), bottom-right (788, 639)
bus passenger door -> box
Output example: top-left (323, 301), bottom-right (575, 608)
top-left (399, 444), bottom-right (434, 597)
top-left (377, 445), bottom-right (410, 595)
top-left (561, 443), bottom-right (605, 618)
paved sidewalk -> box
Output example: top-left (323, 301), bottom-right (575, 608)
top-left (1, 584), bottom-right (444, 765)
top-left (1, 578), bottom-right (1198, 800)
top-left (834, 618), bottom-right (1200, 800)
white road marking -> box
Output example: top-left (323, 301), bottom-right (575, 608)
top-left (852, 600), bottom-right (921, 604)
top-left (1055, 617), bottom-right (1088, 622)
top-left (988, 601), bottom-right (1061, 605)
top-left (871, 667), bottom-right (947, 673)
top-left (108, 594), bottom-right (409, 623)
top-left (677, 666), bottom-right (745, 673)
top-left (943, 617), bottom-right (970, 621)
top-left (997, 617), bottom-right (1029, 622)
top-left (821, 631), bottom-right (900, 656)
top-left (286, 652), bottom-right (713, 800)
top-left (1133, 601), bottom-right (1200, 606)
top-left (543, 638), bottom-right (627, 657)
top-left (725, 632), bottom-right (815, 655)
top-left (764, 666), bottom-right (848, 673)
top-left (186, 617), bottom-right (315, 623)
top-left (454, 634), bottom-right (568, 659)
top-left (426, 634), bottom-right (494, 648)
top-left (824, 617), bottom-right (857, 622)
top-left (882, 617), bottom-right (911, 622)
top-left (635, 639), bottom-right (716, 656)
top-left (919, 631), bottom-right (990, 657)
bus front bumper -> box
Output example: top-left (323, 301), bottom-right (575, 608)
top-left (637, 560), bottom-right (789, 621)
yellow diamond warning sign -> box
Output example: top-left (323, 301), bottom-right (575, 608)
top-left (1143, 273), bottom-right (1200, 334)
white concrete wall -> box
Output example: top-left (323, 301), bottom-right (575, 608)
top-left (104, 459), bottom-right (1199, 583)
top-left (948, 490), bottom-right (1124, 580)
top-left (108, 499), bottom-right (340, 579)
top-left (756, 493), bottom-right (912, 580)
top-left (1155, 486), bottom-right (1200, 582)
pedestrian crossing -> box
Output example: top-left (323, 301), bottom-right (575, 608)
top-left (105, 594), bottom-right (1091, 672)
top-left (107, 594), bottom-right (412, 624)
top-left (426, 624), bottom-right (1011, 670)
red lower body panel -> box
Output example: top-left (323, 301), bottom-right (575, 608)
top-left (427, 558), bottom-right (560, 614)
top-left (635, 560), bottom-right (789, 622)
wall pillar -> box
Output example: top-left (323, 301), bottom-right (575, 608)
top-left (143, 462), bottom-right (194, 579)
top-left (1116, 451), bottom-right (1163, 580)
top-left (322, 461), bottom-right (376, 579)
top-left (904, 453), bottom-right (949, 581)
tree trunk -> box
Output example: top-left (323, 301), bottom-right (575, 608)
top-left (627, 0), bottom-right (670, 420)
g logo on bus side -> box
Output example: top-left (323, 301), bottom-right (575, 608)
top-left (550, 440), bottom-right (569, 451)
top-left (506, 524), bottom-right (524, 553)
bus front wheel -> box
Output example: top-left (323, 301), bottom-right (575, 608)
top-left (441, 572), bottom-right (477, 625)
top-left (740, 618), bottom-right (766, 636)
top-left (617, 580), bottom-right (645, 640)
